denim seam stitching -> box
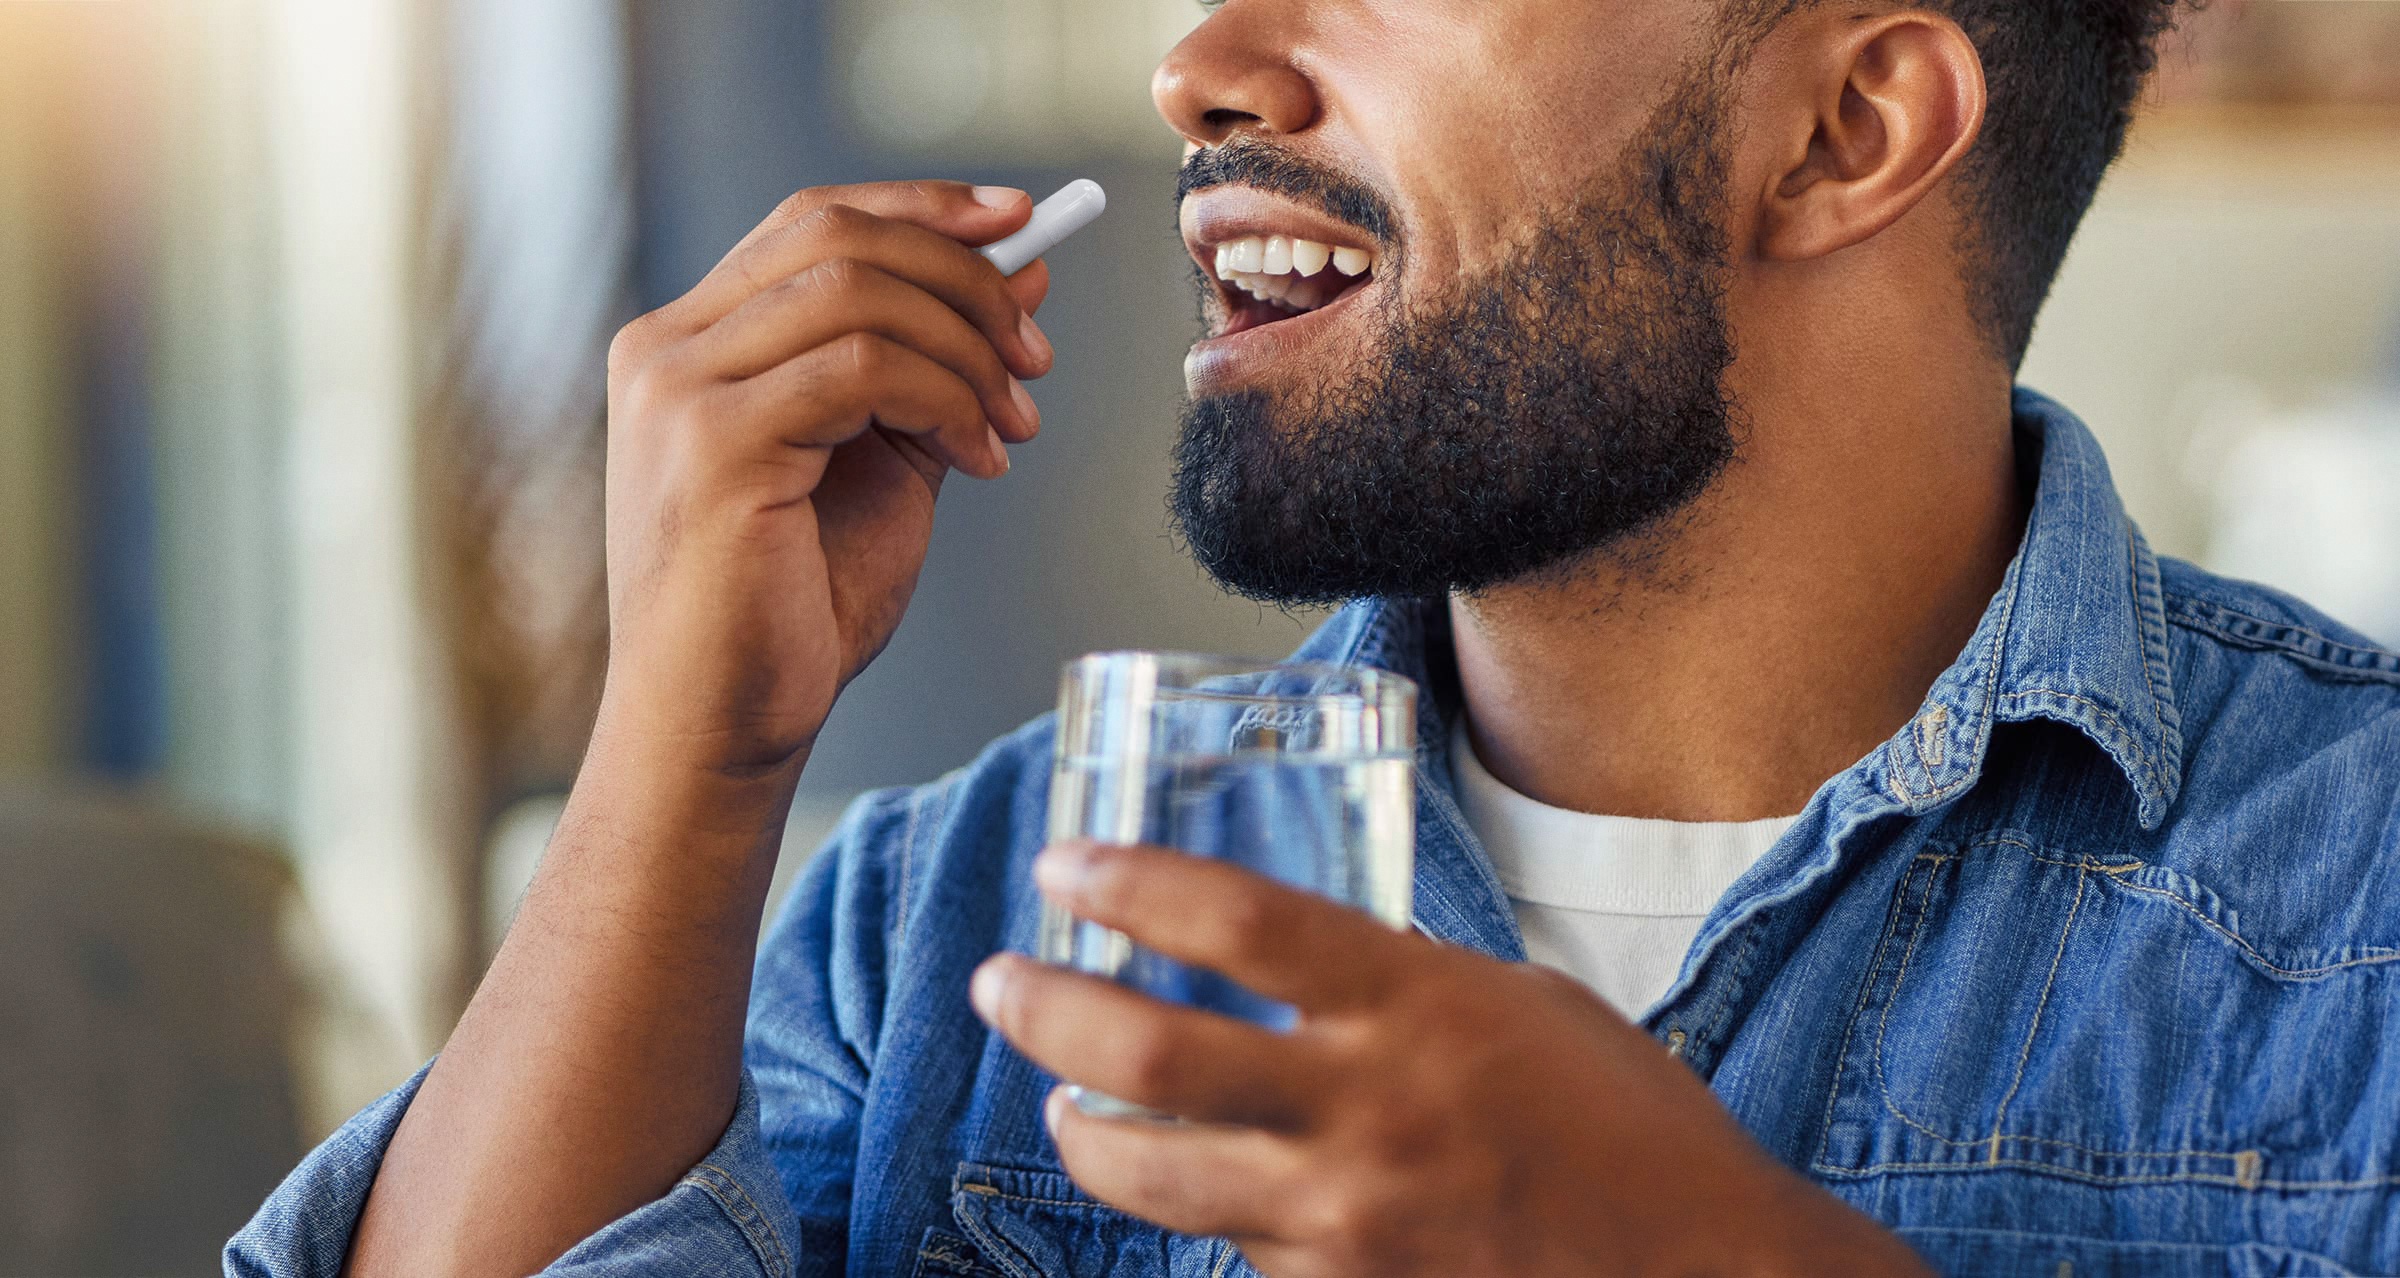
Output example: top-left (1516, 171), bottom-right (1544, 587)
top-left (1889, 533), bottom-right (2018, 805)
top-left (2097, 876), bottom-right (2400, 976)
top-left (953, 1193), bottom-right (1044, 1278)
top-left (2126, 523), bottom-right (2185, 812)
top-left (1677, 929), bottom-right (1739, 1073)
top-left (1984, 835), bottom-right (2400, 977)
top-left (1824, 1158), bottom-right (2400, 1192)
top-left (1938, 563), bottom-right (2019, 805)
top-left (895, 788), bottom-right (926, 958)
top-left (970, 1186), bottom-right (1110, 1211)
top-left (1690, 925), bottom-right (1759, 1073)
top-left (1811, 849), bottom-right (1933, 1170)
top-left (683, 1160), bottom-right (795, 1275)
top-left (916, 1234), bottom-right (984, 1270)
top-left (1983, 863), bottom-right (2087, 1162)
top-left (1209, 1239), bottom-right (1239, 1278)
top-left (1868, 852), bottom-right (1967, 1146)
top-left (2128, 523), bottom-right (2168, 732)
top-left (2033, 855), bottom-right (2400, 977)
top-left (2163, 595), bottom-right (2400, 682)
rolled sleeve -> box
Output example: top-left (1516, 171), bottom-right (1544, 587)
top-left (224, 1064), bottom-right (802, 1277)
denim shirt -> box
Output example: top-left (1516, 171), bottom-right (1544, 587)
top-left (231, 389), bottom-right (2400, 1277)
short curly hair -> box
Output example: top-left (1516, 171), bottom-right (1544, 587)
top-left (1724, 0), bottom-right (2196, 367)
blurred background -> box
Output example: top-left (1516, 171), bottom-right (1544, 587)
top-left (2, 0), bottom-right (2397, 1271)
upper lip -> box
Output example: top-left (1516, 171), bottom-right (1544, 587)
top-left (1178, 187), bottom-right (1385, 279)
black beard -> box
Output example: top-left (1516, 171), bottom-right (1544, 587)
top-left (1168, 66), bottom-right (1743, 607)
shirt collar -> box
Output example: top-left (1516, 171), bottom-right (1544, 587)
top-left (1893, 387), bottom-right (2185, 828)
top-left (1296, 386), bottom-right (2186, 831)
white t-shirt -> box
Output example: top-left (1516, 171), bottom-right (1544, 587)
top-left (1447, 719), bottom-right (1799, 1019)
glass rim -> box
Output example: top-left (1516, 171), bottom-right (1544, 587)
top-left (1060, 649), bottom-right (1419, 703)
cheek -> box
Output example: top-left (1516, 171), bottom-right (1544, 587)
top-left (1330, 0), bottom-right (1688, 276)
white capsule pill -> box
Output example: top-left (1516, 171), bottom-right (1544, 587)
top-left (977, 179), bottom-right (1108, 276)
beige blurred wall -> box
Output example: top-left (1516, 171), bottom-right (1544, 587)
top-left (2023, 109), bottom-right (2400, 563)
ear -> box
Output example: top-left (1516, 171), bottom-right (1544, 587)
top-left (1753, 11), bottom-right (1985, 262)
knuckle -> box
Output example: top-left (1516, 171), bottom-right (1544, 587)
top-left (771, 187), bottom-right (816, 222)
top-left (805, 255), bottom-right (871, 296)
top-left (968, 275), bottom-right (1017, 324)
top-left (1360, 1098), bottom-right (1443, 1166)
top-left (796, 201), bottom-right (868, 242)
top-left (617, 358), bottom-right (677, 422)
top-left (1305, 1189), bottom-right (1386, 1255)
top-left (830, 330), bottom-right (890, 381)
top-left (1209, 890), bottom-right (1281, 962)
top-left (607, 313), bottom-right (665, 378)
top-left (954, 356), bottom-right (1002, 404)
top-left (1128, 1159), bottom-right (1194, 1220)
top-left (1117, 1023), bottom-right (1183, 1099)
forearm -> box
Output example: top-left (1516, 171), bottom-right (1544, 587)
top-left (344, 729), bottom-right (802, 1277)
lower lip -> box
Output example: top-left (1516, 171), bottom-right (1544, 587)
top-left (1184, 280), bottom-right (1378, 395)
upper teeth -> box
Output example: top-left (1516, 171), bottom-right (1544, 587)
top-left (1211, 235), bottom-right (1375, 311)
top-left (1212, 235), bottom-right (1373, 281)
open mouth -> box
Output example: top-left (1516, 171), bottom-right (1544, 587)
top-left (1205, 233), bottom-right (1380, 338)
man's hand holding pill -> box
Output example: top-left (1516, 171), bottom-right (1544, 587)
top-left (347, 180), bottom-right (1082, 1276)
top-left (596, 180), bottom-right (1057, 783)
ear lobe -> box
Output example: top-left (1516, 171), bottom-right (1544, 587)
top-left (1756, 12), bottom-right (1985, 263)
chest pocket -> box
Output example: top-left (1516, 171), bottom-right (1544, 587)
top-left (1813, 832), bottom-right (2400, 1191)
top-left (947, 1162), bottom-right (1252, 1278)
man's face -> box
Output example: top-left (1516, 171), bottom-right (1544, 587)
top-left (1158, 0), bottom-right (1747, 605)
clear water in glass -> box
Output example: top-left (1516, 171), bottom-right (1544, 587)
top-left (1036, 653), bottom-right (1417, 1113)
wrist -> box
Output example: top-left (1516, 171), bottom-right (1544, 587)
top-left (588, 649), bottom-right (832, 783)
top-left (576, 709), bottom-right (811, 844)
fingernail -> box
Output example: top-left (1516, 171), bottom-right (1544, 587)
top-left (1009, 379), bottom-right (1039, 435)
top-left (1017, 313), bottom-right (1053, 366)
top-left (1044, 1088), bottom-right (1068, 1137)
top-left (1033, 841), bottom-right (1094, 897)
top-left (970, 961), bottom-right (1006, 1021)
top-left (973, 185), bottom-right (1025, 210)
top-left (986, 428), bottom-right (1010, 477)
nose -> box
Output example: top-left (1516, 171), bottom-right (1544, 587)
top-left (1152, 2), bottom-right (1320, 146)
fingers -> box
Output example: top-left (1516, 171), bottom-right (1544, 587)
top-left (683, 200), bottom-right (1053, 381)
top-left (697, 259), bottom-right (1039, 443)
top-left (1043, 1087), bottom-right (1297, 1242)
top-left (1033, 842), bottom-right (1412, 1013)
top-left (1004, 257), bottom-right (1051, 316)
top-left (723, 178), bottom-right (1029, 266)
top-left (973, 954), bottom-right (1313, 1128)
top-left (608, 179), bottom-right (1058, 504)
top-left (726, 332), bottom-right (1009, 480)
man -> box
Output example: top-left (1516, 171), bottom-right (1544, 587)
top-left (232, 0), bottom-right (2400, 1273)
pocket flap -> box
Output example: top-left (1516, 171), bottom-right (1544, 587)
top-left (949, 1162), bottom-right (1238, 1278)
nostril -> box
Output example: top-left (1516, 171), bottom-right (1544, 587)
top-left (1202, 108), bottom-right (1263, 132)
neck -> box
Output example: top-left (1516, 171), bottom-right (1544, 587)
top-left (1448, 370), bottom-right (2022, 822)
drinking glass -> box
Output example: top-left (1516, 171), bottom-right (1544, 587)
top-left (1037, 652), bottom-right (1417, 1117)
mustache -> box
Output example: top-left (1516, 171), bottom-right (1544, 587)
top-left (1174, 141), bottom-right (1398, 245)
